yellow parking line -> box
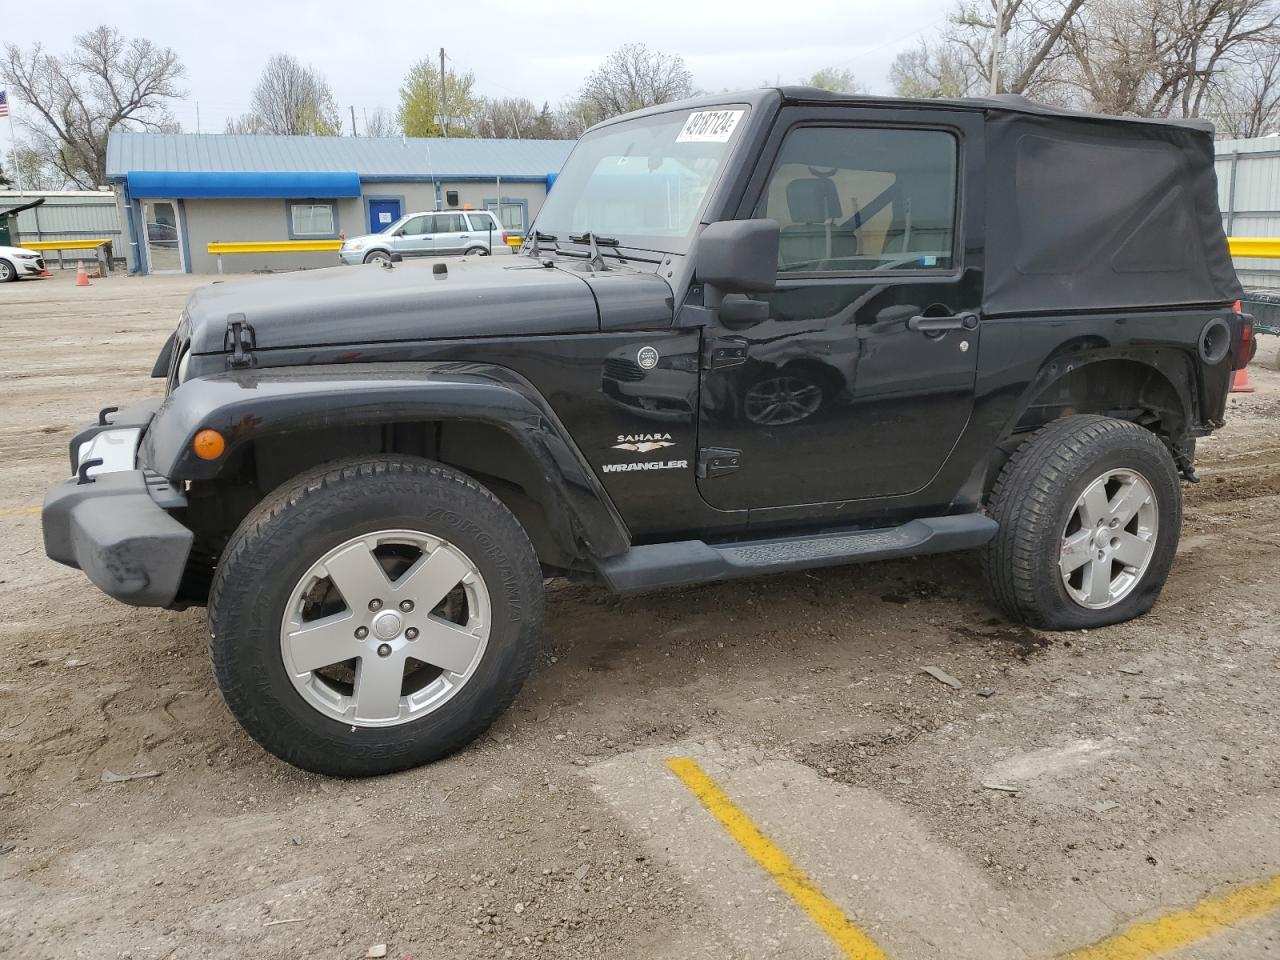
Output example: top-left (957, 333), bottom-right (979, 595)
top-left (0, 506), bottom-right (39, 517)
top-left (1058, 874), bottom-right (1280, 960)
top-left (665, 756), bottom-right (888, 960)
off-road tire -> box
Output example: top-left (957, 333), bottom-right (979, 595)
top-left (982, 415), bottom-right (1182, 630)
top-left (208, 456), bottom-right (544, 777)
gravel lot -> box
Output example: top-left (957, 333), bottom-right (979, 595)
top-left (2, 271), bottom-right (1279, 959)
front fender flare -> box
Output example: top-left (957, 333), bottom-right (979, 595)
top-left (140, 362), bottom-right (631, 560)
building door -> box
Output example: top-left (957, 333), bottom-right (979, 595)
top-left (142, 200), bottom-right (184, 273)
top-left (696, 112), bottom-right (983, 511)
top-left (368, 198), bottom-right (401, 233)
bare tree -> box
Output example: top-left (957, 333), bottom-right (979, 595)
top-left (363, 106), bottom-right (396, 137)
top-left (802, 67), bottom-right (866, 93)
top-left (1, 26), bottom-right (184, 188)
top-left (890, 41), bottom-right (981, 97)
top-left (576, 43), bottom-right (693, 124)
top-left (944, 0), bottom-right (1086, 95)
top-left (228, 54), bottom-right (341, 135)
top-left (474, 97), bottom-right (540, 138)
top-left (1060, 0), bottom-right (1280, 117)
top-left (1208, 43), bottom-right (1280, 136)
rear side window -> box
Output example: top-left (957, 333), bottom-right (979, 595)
top-left (467, 212), bottom-right (500, 232)
top-left (435, 213), bottom-right (466, 232)
top-left (755, 126), bottom-right (958, 273)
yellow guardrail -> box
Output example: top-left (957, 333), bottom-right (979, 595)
top-left (1228, 237), bottom-right (1280, 259)
top-left (207, 240), bottom-right (343, 255)
top-left (22, 238), bottom-right (112, 252)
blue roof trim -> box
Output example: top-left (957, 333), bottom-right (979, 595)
top-left (126, 171), bottom-right (361, 199)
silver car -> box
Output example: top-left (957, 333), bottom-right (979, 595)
top-left (339, 210), bottom-right (509, 265)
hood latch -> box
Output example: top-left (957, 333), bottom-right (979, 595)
top-left (224, 313), bottom-right (256, 369)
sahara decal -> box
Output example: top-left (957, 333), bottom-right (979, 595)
top-left (612, 432), bottom-right (675, 453)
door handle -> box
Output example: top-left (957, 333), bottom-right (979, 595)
top-left (908, 312), bottom-right (979, 332)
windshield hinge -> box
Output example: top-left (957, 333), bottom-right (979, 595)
top-left (224, 313), bottom-right (256, 369)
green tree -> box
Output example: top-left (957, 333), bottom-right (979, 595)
top-left (397, 61), bottom-right (480, 137)
top-left (803, 67), bottom-right (865, 93)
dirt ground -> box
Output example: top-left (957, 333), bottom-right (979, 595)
top-left (2, 270), bottom-right (1279, 960)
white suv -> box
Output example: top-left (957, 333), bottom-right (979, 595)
top-left (340, 210), bottom-right (509, 265)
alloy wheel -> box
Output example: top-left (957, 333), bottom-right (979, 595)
top-left (1059, 469), bottom-right (1159, 609)
top-left (743, 375), bottom-right (824, 425)
top-left (279, 530), bottom-right (491, 727)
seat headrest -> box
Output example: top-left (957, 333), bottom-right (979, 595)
top-left (786, 178), bottom-right (842, 223)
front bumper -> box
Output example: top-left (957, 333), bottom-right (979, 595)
top-left (42, 398), bottom-right (193, 608)
top-left (338, 248), bottom-right (368, 265)
top-left (15, 257), bottom-right (45, 277)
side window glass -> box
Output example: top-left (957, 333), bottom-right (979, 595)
top-left (436, 213), bottom-right (464, 232)
top-left (755, 126), bottom-right (957, 273)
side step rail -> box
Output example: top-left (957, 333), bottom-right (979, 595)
top-left (597, 514), bottom-right (998, 594)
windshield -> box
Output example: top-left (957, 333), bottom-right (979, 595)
top-left (532, 105), bottom-right (749, 255)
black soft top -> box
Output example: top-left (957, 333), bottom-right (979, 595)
top-left (605, 88), bottom-right (1242, 314)
top-left (784, 89), bottom-right (1243, 314)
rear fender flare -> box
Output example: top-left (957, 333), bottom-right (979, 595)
top-left (140, 362), bottom-right (631, 560)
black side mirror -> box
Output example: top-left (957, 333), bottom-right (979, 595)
top-left (696, 219), bottom-right (779, 293)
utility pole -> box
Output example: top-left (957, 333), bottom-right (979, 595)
top-left (988, 0), bottom-right (1006, 96)
top-left (439, 48), bottom-right (449, 136)
top-left (350, 105), bottom-right (358, 136)
top-left (195, 101), bottom-right (202, 134)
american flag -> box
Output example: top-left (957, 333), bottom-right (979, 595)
top-left (0, 90), bottom-right (9, 118)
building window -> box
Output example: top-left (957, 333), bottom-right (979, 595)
top-left (287, 200), bottom-right (339, 238)
top-left (485, 200), bottom-right (527, 233)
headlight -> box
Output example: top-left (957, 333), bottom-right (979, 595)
top-left (16, 252), bottom-right (40, 260)
top-left (346, 239), bottom-right (366, 252)
top-left (176, 345), bottom-right (191, 384)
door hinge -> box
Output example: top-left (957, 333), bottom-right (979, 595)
top-left (697, 446), bottom-right (742, 479)
top-left (224, 313), bottom-right (256, 369)
top-left (709, 337), bottom-right (748, 370)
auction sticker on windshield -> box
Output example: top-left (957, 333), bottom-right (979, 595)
top-left (676, 109), bottom-right (745, 143)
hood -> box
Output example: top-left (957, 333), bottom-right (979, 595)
top-left (185, 256), bottom-right (601, 354)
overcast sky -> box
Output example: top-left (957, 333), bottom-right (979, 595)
top-left (4, 0), bottom-right (948, 134)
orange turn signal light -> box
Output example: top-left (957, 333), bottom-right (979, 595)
top-left (192, 428), bottom-right (226, 460)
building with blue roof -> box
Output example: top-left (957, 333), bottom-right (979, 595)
top-left (106, 131), bottom-right (575, 274)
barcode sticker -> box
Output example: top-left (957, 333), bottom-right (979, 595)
top-left (676, 109), bottom-right (745, 143)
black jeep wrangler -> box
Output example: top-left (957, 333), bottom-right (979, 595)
top-left (44, 89), bottom-right (1250, 776)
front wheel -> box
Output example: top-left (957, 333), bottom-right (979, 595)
top-left (362, 250), bottom-right (392, 266)
top-left (208, 457), bottom-right (544, 776)
top-left (982, 415), bottom-right (1182, 630)
top-left (0, 259), bottom-right (16, 282)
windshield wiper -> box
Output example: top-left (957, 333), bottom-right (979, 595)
top-left (566, 231), bottom-right (621, 270)
top-left (568, 232), bottom-right (619, 247)
top-left (528, 230), bottom-right (558, 256)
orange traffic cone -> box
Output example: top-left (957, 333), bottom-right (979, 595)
top-left (39, 261), bottom-right (51, 277)
top-left (75, 261), bottom-right (91, 287)
top-left (1231, 368), bottom-right (1255, 393)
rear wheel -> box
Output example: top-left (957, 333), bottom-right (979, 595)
top-left (208, 457), bottom-right (544, 776)
top-left (464, 246), bottom-right (490, 257)
top-left (982, 415), bottom-right (1182, 630)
